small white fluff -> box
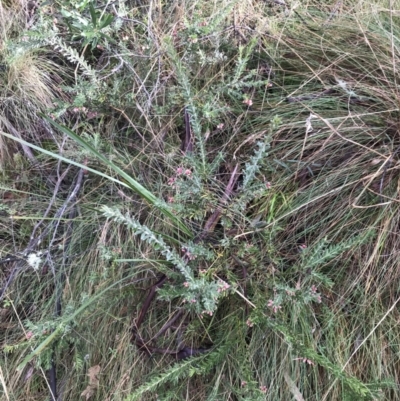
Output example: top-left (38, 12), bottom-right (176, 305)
top-left (27, 252), bottom-right (42, 271)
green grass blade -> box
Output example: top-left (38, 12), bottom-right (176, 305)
top-left (16, 276), bottom-right (130, 371)
top-left (1, 120), bottom-right (192, 237)
top-left (41, 117), bottom-right (158, 203)
top-left (43, 117), bottom-right (191, 235)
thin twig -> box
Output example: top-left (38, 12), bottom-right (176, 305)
top-left (182, 108), bottom-right (193, 153)
top-left (200, 164), bottom-right (239, 237)
top-left (378, 144), bottom-right (400, 202)
top-left (323, 1), bottom-right (342, 27)
top-left (131, 164), bottom-right (239, 360)
top-left (150, 309), bottom-right (185, 341)
top-left (48, 167), bottom-right (86, 401)
top-left (4, 123), bottom-right (37, 165)
top-left (28, 165), bottom-right (71, 250)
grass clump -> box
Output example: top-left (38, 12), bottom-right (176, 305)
top-left (1, 1), bottom-right (400, 400)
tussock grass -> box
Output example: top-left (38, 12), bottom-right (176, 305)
top-left (1, 1), bottom-right (400, 400)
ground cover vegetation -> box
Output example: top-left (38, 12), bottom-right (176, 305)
top-left (1, 0), bottom-right (400, 400)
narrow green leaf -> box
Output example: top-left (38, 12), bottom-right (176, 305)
top-left (44, 117), bottom-right (156, 199)
top-left (0, 122), bottom-right (192, 237)
top-left (99, 14), bottom-right (114, 29)
top-left (89, 2), bottom-right (97, 27)
top-left (16, 277), bottom-right (129, 371)
top-left (42, 117), bottom-right (192, 236)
